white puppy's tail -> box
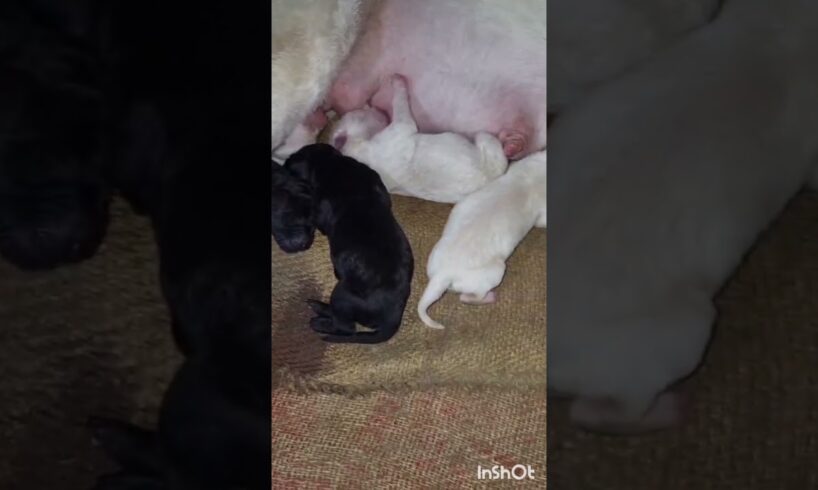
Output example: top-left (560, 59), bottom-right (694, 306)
top-left (418, 275), bottom-right (451, 330)
top-left (474, 132), bottom-right (509, 179)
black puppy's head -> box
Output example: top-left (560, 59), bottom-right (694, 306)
top-left (284, 143), bottom-right (392, 209)
top-left (271, 163), bottom-right (315, 253)
top-left (0, 75), bottom-right (110, 270)
top-left (282, 143), bottom-right (341, 183)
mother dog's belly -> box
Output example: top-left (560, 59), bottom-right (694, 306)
top-left (327, 0), bottom-right (547, 158)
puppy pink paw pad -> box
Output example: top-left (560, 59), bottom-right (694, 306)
top-left (570, 391), bottom-right (687, 434)
top-left (459, 291), bottom-right (497, 305)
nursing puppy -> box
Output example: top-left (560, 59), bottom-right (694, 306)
top-left (547, 0), bottom-right (818, 433)
top-left (330, 75), bottom-right (508, 203)
top-left (418, 150), bottom-right (546, 329)
top-left (272, 162), bottom-right (314, 253)
top-left (284, 143), bottom-right (413, 344)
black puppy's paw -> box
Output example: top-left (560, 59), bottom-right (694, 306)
top-left (306, 299), bottom-right (332, 317)
top-left (309, 315), bottom-right (335, 334)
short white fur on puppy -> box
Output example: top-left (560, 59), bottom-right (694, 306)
top-left (271, 0), bottom-right (371, 154)
top-left (330, 75), bottom-right (509, 203)
top-left (418, 150), bottom-right (546, 329)
top-left (548, 0), bottom-right (818, 433)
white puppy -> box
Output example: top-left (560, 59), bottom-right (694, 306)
top-left (271, 0), bottom-right (373, 155)
top-left (418, 150), bottom-right (546, 329)
top-left (329, 76), bottom-right (509, 203)
top-left (548, 0), bottom-right (818, 433)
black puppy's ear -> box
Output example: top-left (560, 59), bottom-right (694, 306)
top-left (87, 417), bottom-right (164, 476)
top-left (285, 143), bottom-right (340, 182)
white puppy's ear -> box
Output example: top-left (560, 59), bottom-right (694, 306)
top-left (332, 132), bottom-right (348, 150)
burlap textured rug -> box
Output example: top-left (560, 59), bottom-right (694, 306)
top-left (272, 387), bottom-right (547, 488)
top-left (0, 200), bottom-right (178, 489)
top-left (272, 196), bottom-right (548, 395)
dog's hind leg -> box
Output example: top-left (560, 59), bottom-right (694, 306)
top-left (306, 294), bottom-right (356, 336)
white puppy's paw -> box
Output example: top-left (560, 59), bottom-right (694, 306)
top-left (569, 391), bottom-right (687, 434)
top-left (459, 290), bottom-right (497, 305)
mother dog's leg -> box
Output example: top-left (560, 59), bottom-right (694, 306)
top-left (272, 0), bottom-right (374, 151)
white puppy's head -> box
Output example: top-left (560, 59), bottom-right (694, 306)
top-left (330, 105), bottom-right (389, 150)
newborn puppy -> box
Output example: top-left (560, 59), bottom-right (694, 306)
top-left (330, 75), bottom-right (509, 203)
top-left (272, 162), bottom-right (315, 253)
top-left (419, 150), bottom-right (546, 329)
top-left (0, 23), bottom-right (110, 270)
top-left (284, 143), bottom-right (413, 344)
top-left (547, 0), bottom-right (818, 433)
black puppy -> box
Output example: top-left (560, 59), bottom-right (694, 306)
top-left (104, 0), bottom-right (272, 358)
top-left (284, 143), bottom-right (414, 344)
top-left (272, 162), bottom-right (314, 253)
top-left (0, 2), bottom-right (111, 270)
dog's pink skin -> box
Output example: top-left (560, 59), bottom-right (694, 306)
top-left (326, 0), bottom-right (546, 160)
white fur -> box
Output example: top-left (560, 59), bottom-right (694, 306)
top-left (418, 151), bottom-right (546, 329)
top-left (331, 77), bottom-right (509, 203)
top-left (271, 0), bottom-right (370, 154)
top-left (547, 0), bottom-right (818, 431)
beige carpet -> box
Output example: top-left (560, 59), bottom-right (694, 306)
top-left (272, 386), bottom-right (547, 488)
top-left (272, 195), bottom-right (547, 395)
top-left (0, 199), bottom-right (179, 489)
